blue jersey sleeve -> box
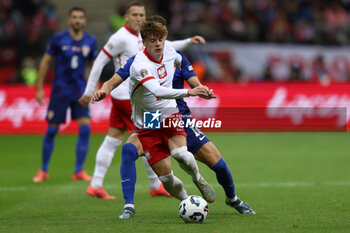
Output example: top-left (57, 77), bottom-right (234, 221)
top-left (116, 55), bottom-right (136, 80)
top-left (46, 34), bottom-right (59, 57)
top-left (89, 37), bottom-right (98, 61)
top-left (178, 51), bottom-right (197, 80)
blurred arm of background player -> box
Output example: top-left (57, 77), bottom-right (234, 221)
top-left (79, 51), bottom-right (110, 107)
top-left (166, 35), bottom-right (205, 51)
top-left (36, 53), bottom-right (53, 105)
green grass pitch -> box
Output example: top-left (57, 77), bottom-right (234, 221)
top-left (1, 133), bottom-right (350, 233)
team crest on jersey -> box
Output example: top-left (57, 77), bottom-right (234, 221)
top-left (107, 43), bottom-right (114, 50)
top-left (61, 45), bottom-right (69, 51)
top-left (140, 69), bottom-right (149, 77)
top-left (82, 46), bottom-right (90, 57)
top-left (157, 65), bottom-right (167, 79)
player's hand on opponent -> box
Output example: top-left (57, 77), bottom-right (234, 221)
top-left (78, 94), bottom-right (91, 107)
top-left (91, 90), bottom-right (107, 104)
top-left (36, 89), bottom-right (45, 105)
top-left (190, 36), bottom-right (206, 44)
top-left (188, 85), bottom-right (216, 99)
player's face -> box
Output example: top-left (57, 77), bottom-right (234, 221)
top-left (143, 34), bottom-right (166, 59)
top-left (68, 10), bottom-right (86, 32)
top-left (125, 6), bottom-right (145, 34)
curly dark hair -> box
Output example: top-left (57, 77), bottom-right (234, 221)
top-left (140, 16), bottom-right (167, 40)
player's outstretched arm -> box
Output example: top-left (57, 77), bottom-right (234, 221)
top-left (91, 73), bottom-right (124, 103)
top-left (190, 35), bottom-right (206, 44)
top-left (186, 76), bottom-right (216, 99)
top-left (79, 52), bottom-right (111, 107)
top-left (36, 53), bottom-right (53, 105)
top-left (188, 86), bottom-right (216, 99)
top-left (167, 35), bottom-right (206, 51)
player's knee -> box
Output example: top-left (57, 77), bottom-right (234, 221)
top-left (46, 126), bottom-right (58, 138)
top-left (171, 146), bottom-right (190, 161)
top-left (122, 143), bottom-right (139, 162)
top-left (79, 124), bottom-right (90, 137)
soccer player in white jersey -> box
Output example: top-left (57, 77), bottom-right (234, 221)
top-left (79, 1), bottom-right (206, 199)
top-left (91, 17), bottom-right (215, 218)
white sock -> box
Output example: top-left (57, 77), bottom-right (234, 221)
top-left (159, 171), bottom-right (188, 200)
top-left (142, 156), bottom-right (162, 190)
top-left (229, 196), bottom-right (238, 202)
top-left (124, 203), bottom-right (135, 209)
top-left (171, 146), bottom-right (201, 182)
top-left (91, 136), bottom-right (122, 189)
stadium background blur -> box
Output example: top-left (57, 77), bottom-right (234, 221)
top-left (2, 0), bottom-right (350, 84)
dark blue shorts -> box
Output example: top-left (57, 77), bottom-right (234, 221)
top-left (185, 124), bottom-right (210, 154)
top-left (46, 94), bottom-right (90, 124)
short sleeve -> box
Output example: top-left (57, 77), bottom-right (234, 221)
top-left (89, 37), bottom-right (98, 61)
top-left (46, 35), bottom-right (59, 57)
top-left (178, 51), bottom-right (196, 80)
top-left (116, 55), bottom-right (135, 80)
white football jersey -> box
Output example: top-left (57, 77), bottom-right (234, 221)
top-left (102, 25), bottom-right (144, 99)
top-left (129, 45), bottom-right (182, 128)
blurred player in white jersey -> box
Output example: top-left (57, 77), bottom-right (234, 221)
top-left (79, 1), bottom-right (206, 199)
top-left (91, 17), bottom-right (215, 218)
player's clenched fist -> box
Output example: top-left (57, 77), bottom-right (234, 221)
top-left (188, 86), bottom-right (216, 99)
top-left (91, 90), bottom-right (107, 104)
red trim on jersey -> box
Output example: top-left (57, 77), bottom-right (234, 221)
top-left (124, 24), bottom-right (139, 37)
top-left (131, 76), bottom-right (155, 96)
top-left (102, 48), bottom-right (113, 59)
top-left (143, 49), bottom-right (163, 64)
top-left (118, 54), bottom-right (122, 66)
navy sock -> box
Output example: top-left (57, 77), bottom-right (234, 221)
top-left (41, 126), bottom-right (58, 172)
top-left (120, 143), bottom-right (139, 204)
top-left (211, 158), bottom-right (236, 198)
top-left (74, 124), bottom-right (90, 174)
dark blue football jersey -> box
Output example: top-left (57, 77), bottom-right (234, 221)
top-left (46, 30), bottom-right (97, 98)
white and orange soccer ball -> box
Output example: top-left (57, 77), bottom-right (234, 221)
top-left (179, 195), bottom-right (209, 223)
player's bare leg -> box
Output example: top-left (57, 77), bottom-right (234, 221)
top-left (127, 134), bottom-right (171, 197)
top-left (87, 127), bottom-right (125, 199)
top-left (168, 135), bottom-right (215, 203)
top-left (194, 141), bottom-right (255, 214)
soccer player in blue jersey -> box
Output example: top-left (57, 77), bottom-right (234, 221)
top-left (33, 7), bottom-right (98, 182)
top-left (112, 50), bottom-right (255, 218)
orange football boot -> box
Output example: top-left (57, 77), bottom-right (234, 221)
top-left (33, 169), bottom-right (49, 183)
top-left (86, 185), bottom-right (116, 199)
top-left (72, 170), bottom-right (92, 181)
top-left (149, 183), bottom-right (171, 197)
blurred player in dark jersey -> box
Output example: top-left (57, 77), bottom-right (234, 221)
top-left (33, 7), bottom-right (97, 182)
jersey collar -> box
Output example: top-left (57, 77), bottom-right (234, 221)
top-left (143, 49), bottom-right (163, 64)
top-left (124, 24), bottom-right (139, 37)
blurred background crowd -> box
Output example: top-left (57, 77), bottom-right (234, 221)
top-left (2, 0), bottom-right (350, 85)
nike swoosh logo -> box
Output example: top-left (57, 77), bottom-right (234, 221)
top-left (199, 136), bottom-right (205, 141)
top-left (160, 81), bottom-right (166, 86)
top-left (121, 179), bottom-right (131, 183)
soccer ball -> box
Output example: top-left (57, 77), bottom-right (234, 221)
top-left (179, 195), bottom-right (209, 223)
